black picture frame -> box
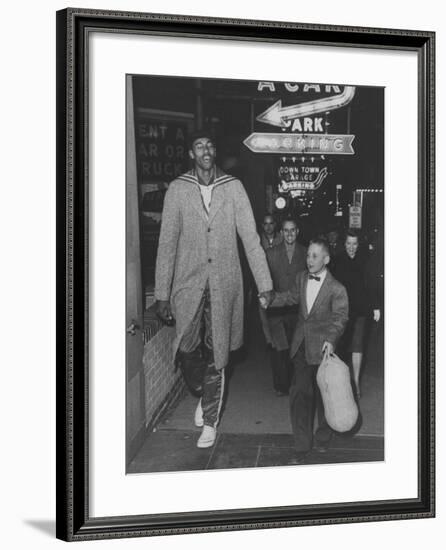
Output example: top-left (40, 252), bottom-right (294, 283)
top-left (56, 7), bottom-right (435, 541)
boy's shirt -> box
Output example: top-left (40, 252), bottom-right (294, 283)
top-left (306, 268), bottom-right (328, 313)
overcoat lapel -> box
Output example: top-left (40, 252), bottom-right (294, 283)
top-left (189, 185), bottom-right (209, 223)
top-left (278, 242), bottom-right (288, 266)
top-left (208, 174), bottom-right (236, 224)
top-left (208, 183), bottom-right (226, 224)
top-left (177, 173), bottom-right (208, 223)
top-left (291, 246), bottom-right (301, 269)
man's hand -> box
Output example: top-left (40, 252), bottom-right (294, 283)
top-left (373, 309), bottom-right (381, 322)
top-left (259, 290), bottom-right (274, 309)
top-left (156, 300), bottom-right (175, 326)
top-left (322, 341), bottom-right (334, 357)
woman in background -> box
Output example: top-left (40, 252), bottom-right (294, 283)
top-left (333, 230), bottom-right (369, 399)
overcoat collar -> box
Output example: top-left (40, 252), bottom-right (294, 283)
top-left (176, 168), bottom-right (237, 224)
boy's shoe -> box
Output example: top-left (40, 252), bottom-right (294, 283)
top-left (288, 451), bottom-right (308, 465)
top-left (314, 441), bottom-right (330, 453)
top-left (194, 399), bottom-right (204, 427)
top-left (197, 425), bottom-right (216, 448)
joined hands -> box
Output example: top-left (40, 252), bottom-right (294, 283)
top-left (258, 290), bottom-right (274, 309)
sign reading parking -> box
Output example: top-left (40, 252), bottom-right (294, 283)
top-left (243, 133), bottom-right (355, 155)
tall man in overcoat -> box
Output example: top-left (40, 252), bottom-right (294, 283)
top-left (155, 130), bottom-right (273, 448)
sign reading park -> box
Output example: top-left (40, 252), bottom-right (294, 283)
top-left (244, 81), bottom-right (357, 197)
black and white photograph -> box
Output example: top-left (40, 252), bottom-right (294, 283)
top-left (126, 75), bottom-right (385, 473)
top-left (0, 0), bottom-right (441, 545)
top-left (50, 4), bottom-right (434, 543)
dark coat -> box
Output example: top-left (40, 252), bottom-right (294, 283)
top-left (266, 241), bottom-right (307, 292)
top-left (332, 251), bottom-right (368, 318)
top-left (264, 241), bottom-right (307, 350)
top-left (364, 247), bottom-right (384, 311)
top-left (270, 270), bottom-right (349, 364)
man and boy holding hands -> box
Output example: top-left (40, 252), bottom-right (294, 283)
top-left (155, 129), bottom-right (348, 461)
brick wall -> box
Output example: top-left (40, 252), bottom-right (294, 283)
top-left (142, 325), bottom-right (185, 430)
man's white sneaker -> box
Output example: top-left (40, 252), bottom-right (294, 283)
top-left (194, 399), bottom-right (204, 427)
top-left (197, 425), bottom-right (216, 448)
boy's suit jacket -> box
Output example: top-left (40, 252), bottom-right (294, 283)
top-left (270, 270), bottom-right (349, 364)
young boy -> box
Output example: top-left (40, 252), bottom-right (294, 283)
top-left (261, 238), bottom-right (348, 462)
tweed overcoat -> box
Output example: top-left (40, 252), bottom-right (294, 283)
top-left (155, 169), bottom-right (273, 370)
top-left (270, 270), bottom-right (349, 364)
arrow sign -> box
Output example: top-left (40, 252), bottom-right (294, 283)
top-left (256, 86), bottom-right (356, 128)
top-left (244, 133), bottom-right (355, 155)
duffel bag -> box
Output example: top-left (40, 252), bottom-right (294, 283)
top-left (316, 352), bottom-right (359, 432)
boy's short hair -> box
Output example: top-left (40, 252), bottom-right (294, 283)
top-left (309, 237), bottom-right (330, 256)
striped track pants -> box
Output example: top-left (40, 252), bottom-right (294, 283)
top-left (179, 283), bottom-right (225, 428)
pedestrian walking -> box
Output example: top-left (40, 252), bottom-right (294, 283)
top-left (333, 230), bottom-right (369, 399)
top-left (265, 218), bottom-right (306, 395)
top-left (155, 129), bottom-right (273, 448)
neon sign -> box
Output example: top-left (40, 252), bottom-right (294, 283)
top-left (256, 86), bottom-right (356, 128)
top-left (278, 167), bottom-right (328, 192)
top-left (243, 133), bottom-right (355, 155)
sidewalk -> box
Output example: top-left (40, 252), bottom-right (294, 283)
top-left (128, 306), bottom-right (384, 474)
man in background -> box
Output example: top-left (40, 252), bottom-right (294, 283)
top-left (259, 213), bottom-right (283, 348)
top-left (260, 214), bottom-right (283, 250)
top-left (265, 218), bottom-right (306, 395)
